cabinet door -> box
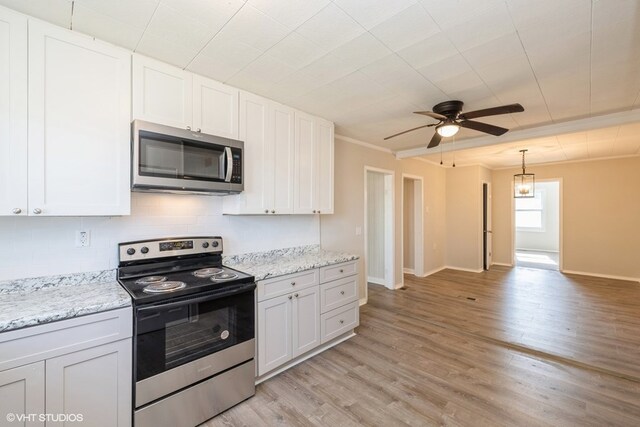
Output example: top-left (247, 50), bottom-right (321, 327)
top-left (193, 75), bottom-right (239, 139)
top-left (28, 21), bottom-right (131, 216)
top-left (272, 104), bottom-right (295, 214)
top-left (237, 91), bottom-right (271, 214)
top-left (0, 362), bottom-right (45, 427)
top-left (293, 112), bottom-right (317, 214)
top-left (45, 339), bottom-right (131, 427)
top-left (257, 294), bottom-right (292, 376)
top-left (316, 118), bottom-right (334, 214)
top-left (292, 286), bottom-right (320, 358)
top-left (132, 54), bottom-right (192, 129)
top-left (0, 8), bottom-right (27, 217)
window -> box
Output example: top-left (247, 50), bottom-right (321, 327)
top-left (515, 190), bottom-right (544, 231)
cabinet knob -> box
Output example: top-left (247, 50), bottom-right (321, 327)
top-left (291, 282), bottom-right (296, 286)
top-left (312, 210), bottom-right (317, 213)
top-left (12, 208), bottom-right (22, 214)
top-left (294, 293), bottom-right (299, 298)
top-left (187, 126), bottom-right (191, 130)
top-left (264, 209), bottom-right (269, 214)
top-left (339, 269), bottom-right (344, 273)
top-left (288, 295), bottom-right (293, 300)
top-left (271, 210), bottom-right (275, 214)
top-left (339, 320), bottom-right (344, 324)
top-left (196, 128), bottom-right (201, 132)
top-left (33, 208), bottom-right (42, 214)
top-left (318, 210), bottom-right (321, 214)
top-left (340, 291), bottom-right (345, 295)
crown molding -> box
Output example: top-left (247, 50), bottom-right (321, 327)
top-left (394, 108), bottom-right (640, 159)
top-left (335, 134), bottom-right (393, 154)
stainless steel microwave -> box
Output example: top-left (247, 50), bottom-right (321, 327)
top-left (131, 120), bottom-right (243, 195)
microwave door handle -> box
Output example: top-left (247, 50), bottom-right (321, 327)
top-left (224, 147), bottom-right (233, 183)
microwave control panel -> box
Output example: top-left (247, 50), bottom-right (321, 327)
top-left (231, 149), bottom-right (242, 184)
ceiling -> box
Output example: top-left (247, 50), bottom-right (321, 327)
top-left (3, 0), bottom-right (640, 166)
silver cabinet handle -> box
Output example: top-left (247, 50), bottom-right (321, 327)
top-left (312, 210), bottom-right (317, 213)
top-left (264, 209), bottom-right (269, 214)
top-left (186, 126), bottom-right (191, 130)
top-left (318, 210), bottom-right (321, 214)
top-left (12, 208), bottom-right (22, 214)
top-left (271, 210), bottom-right (275, 214)
top-left (291, 282), bottom-right (296, 286)
top-left (339, 269), bottom-right (344, 273)
top-left (33, 208), bottom-right (42, 214)
top-left (294, 293), bottom-right (299, 298)
top-left (340, 291), bottom-right (345, 295)
top-left (339, 320), bottom-right (344, 324)
top-left (288, 295), bottom-right (292, 300)
top-left (196, 128), bottom-right (201, 132)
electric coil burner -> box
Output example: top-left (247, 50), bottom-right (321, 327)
top-left (117, 236), bottom-right (256, 427)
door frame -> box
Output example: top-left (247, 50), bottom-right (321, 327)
top-left (364, 166), bottom-right (396, 296)
top-left (482, 181), bottom-right (492, 270)
top-left (510, 177), bottom-right (563, 270)
top-left (401, 174), bottom-right (425, 278)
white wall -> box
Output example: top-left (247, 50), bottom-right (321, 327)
top-left (0, 192), bottom-right (319, 280)
top-left (515, 181), bottom-right (560, 252)
top-left (366, 171), bottom-right (386, 281)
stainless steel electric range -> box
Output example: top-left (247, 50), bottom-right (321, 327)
top-left (117, 236), bottom-right (256, 427)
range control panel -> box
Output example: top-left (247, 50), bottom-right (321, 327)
top-left (119, 236), bottom-right (223, 263)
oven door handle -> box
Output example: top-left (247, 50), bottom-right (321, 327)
top-left (137, 282), bottom-right (255, 314)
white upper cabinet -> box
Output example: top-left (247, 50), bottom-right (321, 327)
top-left (132, 55), bottom-right (193, 130)
top-left (294, 112), bottom-right (334, 214)
top-left (133, 54), bottom-right (239, 139)
top-left (193, 75), bottom-right (239, 139)
top-left (0, 7), bottom-right (27, 217)
top-left (27, 20), bottom-right (131, 216)
top-left (223, 92), bottom-right (294, 215)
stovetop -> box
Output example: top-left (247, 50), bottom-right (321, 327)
top-left (118, 265), bottom-right (254, 305)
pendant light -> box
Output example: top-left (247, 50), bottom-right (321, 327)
top-left (514, 149), bottom-right (534, 198)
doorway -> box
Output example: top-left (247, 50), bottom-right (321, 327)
top-left (402, 175), bottom-right (424, 277)
top-left (513, 180), bottom-right (561, 271)
top-left (364, 167), bottom-right (395, 291)
top-left (483, 182), bottom-right (492, 270)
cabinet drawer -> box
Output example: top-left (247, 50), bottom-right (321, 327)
top-left (320, 301), bottom-right (359, 344)
top-left (257, 269), bottom-right (319, 302)
top-left (320, 276), bottom-right (358, 314)
top-left (0, 307), bottom-right (132, 372)
top-left (319, 261), bottom-right (357, 283)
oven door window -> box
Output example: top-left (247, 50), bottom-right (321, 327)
top-left (135, 290), bottom-right (254, 381)
top-left (139, 133), bottom-right (226, 182)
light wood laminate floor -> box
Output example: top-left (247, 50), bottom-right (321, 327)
top-left (204, 267), bottom-right (640, 426)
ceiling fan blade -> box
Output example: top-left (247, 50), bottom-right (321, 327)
top-left (459, 120), bottom-right (509, 136)
top-left (414, 111), bottom-right (447, 121)
top-left (427, 132), bottom-right (442, 148)
top-left (383, 124), bottom-right (435, 140)
top-left (459, 103), bottom-right (524, 120)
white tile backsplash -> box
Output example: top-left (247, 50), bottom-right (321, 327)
top-left (0, 193), bottom-right (320, 281)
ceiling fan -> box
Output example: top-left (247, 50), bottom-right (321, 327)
top-left (384, 100), bottom-right (524, 149)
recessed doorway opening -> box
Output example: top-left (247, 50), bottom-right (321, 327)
top-left (513, 180), bottom-right (562, 271)
top-left (402, 175), bottom-right (424, 278)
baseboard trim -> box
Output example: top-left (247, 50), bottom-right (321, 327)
top-left (403, 268), bottom-right (415, 274)
top-left (561, 269), bottom-right (640, 284)
top-left (359, 298), bottom-right (367, 306)
top-left (394, 282), bottom-right (404, 290)
top-left (367, 276), bottom-right (385, 286)
top-left (444, 265), bottom-right (484, 273)
top-left (515, 248), bottom-right (559, 253)
top-left (419, 266), bottom-right (447, 277)
top-left (491, 262), bottom-right (513, 267)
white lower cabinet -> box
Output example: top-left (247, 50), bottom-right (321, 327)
top-left (0, 308), bottom-right (132, 427)
top-left (45, 340), bottom-right (131, 427)
top-left (257, 286), bottom-right (320, 376)
top-left (257, 261), bottom-right (359, 378)
top-left (0, 362), bottom-right (45, 427)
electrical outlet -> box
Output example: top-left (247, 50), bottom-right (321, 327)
top-left (75, 230), bottom-right (91, 247)
top-left (355, 226), bottom-right (362, 236)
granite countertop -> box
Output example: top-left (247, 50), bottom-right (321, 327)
top-left (0, 270), bottom-right (132, 332)
top-left (224, 245), bottom-right (359, 281)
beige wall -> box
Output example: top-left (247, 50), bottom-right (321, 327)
top-left (444, 165), bottom-right (491, 271)
top-left (320, 138), bottom-right (446, 301)
top-left (492, 156), bottom-right (640, 280)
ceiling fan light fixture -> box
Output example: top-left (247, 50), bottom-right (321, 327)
top-left (436, 123), bottom-right (459, 137)
top-left (514, 149), bottom-right (535, 198)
